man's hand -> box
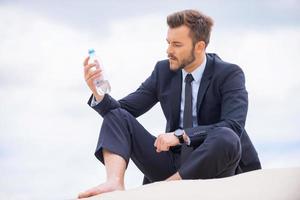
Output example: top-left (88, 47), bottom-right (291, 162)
top-left (83, 57), bottom-right (104, 102)
top-left (154, 132), bottom-right (179, 153)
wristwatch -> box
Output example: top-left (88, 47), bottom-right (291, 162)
top-left (174, 129), bottom-right (185, 144)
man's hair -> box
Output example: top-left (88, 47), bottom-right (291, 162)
top-left (167, 9), bottom-right (214, 47)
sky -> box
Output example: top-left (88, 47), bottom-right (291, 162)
top-left (0, 1), bottom-right (300, 199)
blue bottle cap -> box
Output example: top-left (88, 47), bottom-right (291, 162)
top-left (88, 49), bottom-right (95, 55)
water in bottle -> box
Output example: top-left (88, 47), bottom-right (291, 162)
top-left (88, 49), bottom-right (111, 95)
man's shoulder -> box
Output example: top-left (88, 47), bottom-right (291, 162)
top-left (207, 53), bottom-right (244, 75)
top-left (155, 59), bottom-right (170, 71)
top-left (152, 59), bottom-right (175, 76)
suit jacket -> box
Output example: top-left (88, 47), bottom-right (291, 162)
top-left (89, 53), bottom-right (261, 172)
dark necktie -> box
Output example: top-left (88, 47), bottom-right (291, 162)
top-left (183, 74), bottom-right (194, 129)
top-left (181, 73), bottom-right (194, 164)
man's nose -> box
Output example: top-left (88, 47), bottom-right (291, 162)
top-left (166, 44), bottom-right (173, 55)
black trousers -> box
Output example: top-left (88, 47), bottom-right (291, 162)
top-left (94, 108), bottom-right (242, 183)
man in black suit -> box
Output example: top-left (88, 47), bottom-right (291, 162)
top-left (78, 9), bottom-right (261, 198)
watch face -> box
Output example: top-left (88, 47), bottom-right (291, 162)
top-left (174, 129), bottom-right (184, 144)
top-left (175, 129), bottom-right (183, 136)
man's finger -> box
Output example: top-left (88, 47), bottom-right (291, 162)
top-left (160, 141), bottom-right (168, 152)
top-left (86, 71), bottom-right (101, 82)
top-left (84, 63), bottom-right (97, 75)
top-left (157, 137), bottom-right (162, 152)
top-left (163, 146), bottom-right (170, 151)
top-left (87, 67), bottom-right (101, 77)
top-left (154, 138), bottom-right (157, 147)
top-left (85, 67), bottom-right (102, 80)
top-left (83, 56), bottom-right (90, 67)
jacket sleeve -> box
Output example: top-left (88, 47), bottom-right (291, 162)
top-left (186, 65), bottom-right (248, 147)
top-left (87, 63), bottom-right (159, 118)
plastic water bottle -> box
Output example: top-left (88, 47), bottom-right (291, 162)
top-left (88, 49), bottom-right (111, 95)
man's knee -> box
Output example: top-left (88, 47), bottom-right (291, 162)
top-left (102, 108), bottom-right (131, 124)
top-left (210, 127), bottom-right (241, 156)
top-left (179, 127), bottom-right (241, 179)
top-left (104, 108), bottom-right (127, 118)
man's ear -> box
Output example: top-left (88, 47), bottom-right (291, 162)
top-left (195, 41), bottom-right (206, 53)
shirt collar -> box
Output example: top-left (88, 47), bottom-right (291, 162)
top-left (182, 55), bottom-right (207, 83)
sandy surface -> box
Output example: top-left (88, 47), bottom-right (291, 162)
top-left (81, 167), bottom-right (300, 200)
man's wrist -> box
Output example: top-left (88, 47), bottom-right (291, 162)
top-left (174, 129), bottom-right (190, 145)
top-left (90, 93), bottom-right (105, 107)
top-left (93, 92), bottom-right (104, 102)
top-left (183, 131), bottom-right (191, 146)
top-left (174, 129), bottom-right (185, 144)
top-left (173, 134), bottom-right (181, 145)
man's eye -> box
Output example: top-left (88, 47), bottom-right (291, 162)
top-left (174, 44), bottom-right (182, 47)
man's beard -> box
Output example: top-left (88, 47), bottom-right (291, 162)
top-left (169, 46), bottom-right (196, 72)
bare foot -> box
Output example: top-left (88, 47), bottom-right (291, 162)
top-left (78, 181), bottom-right (124, 199)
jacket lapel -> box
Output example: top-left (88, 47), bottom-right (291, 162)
top-left (170, 70), bottom-right (182, 130)
top-left (196, 54), bottom-right (214, 111)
